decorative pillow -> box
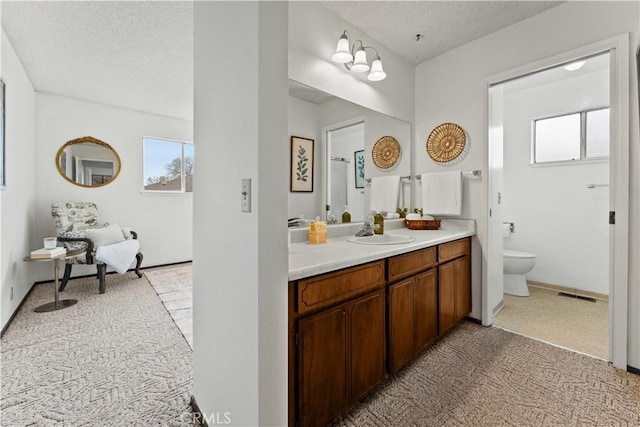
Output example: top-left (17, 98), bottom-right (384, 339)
top-left (84, 223), bottom-right (126, 248)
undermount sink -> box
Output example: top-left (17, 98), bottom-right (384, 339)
top-left (346, 233), bottom-right (416, 245)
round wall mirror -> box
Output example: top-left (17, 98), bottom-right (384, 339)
top-left (55, 136), bottom-right (121, 188)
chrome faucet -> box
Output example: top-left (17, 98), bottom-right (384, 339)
top-left (355, 216), bottom-right (377, 237)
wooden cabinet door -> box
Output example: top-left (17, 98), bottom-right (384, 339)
top-left (298, 305), bottom-right (348, 427)
top-left (415, 269), bottom-right (438, 352)
top-left (388, 278), bottom-right (416, 372)
top-left (438, 262), bottom-right (457, 336)
top-left (349, 289), bottom-right (386, 401)
top-left (454, 255), bottom-right (471, 321)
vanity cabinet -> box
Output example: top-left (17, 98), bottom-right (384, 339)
top-left (297, 289), bottom-right (386, 427)
top-left (438, 239), bottom-right (471, 336)
top-left (415, 269), bottom-right (439, 352)
top-left (291, 261), bottom-right (386, 427)
top-left (289, 237), bottom-right (471, 426)
top-left (388, 248), bottom-right (438, 372)
top-left (388, 278), bottom-right (416, 371)
top-left (297, 304), bottom-right (348, 427)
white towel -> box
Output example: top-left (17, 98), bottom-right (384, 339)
top-left (96, 239), bottom-right (140, 274)
top-left (369, 175), bottom-right (401, 214)
top-left (421, 171), bottom-right (462, 216)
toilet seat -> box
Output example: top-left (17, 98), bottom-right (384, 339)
top-left (504, 249), bottom-right (536, 259)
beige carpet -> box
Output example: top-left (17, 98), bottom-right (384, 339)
top-left (144, 264), bottom-right (193, 349)
top-left (1, 272), bottom-right (195, 426)
top-left (334, 322), bottom-right (640, 426)
top-left (493, 286), bottom-right (608, 359)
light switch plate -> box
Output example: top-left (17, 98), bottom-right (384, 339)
top-left (241, 179), bottom-right (251, 212)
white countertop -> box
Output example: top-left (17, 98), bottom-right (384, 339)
top-left (288, 219), bottom-right (475, 281)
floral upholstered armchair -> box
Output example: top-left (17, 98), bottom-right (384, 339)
top-left (51, 202), bottom-right (143, 294)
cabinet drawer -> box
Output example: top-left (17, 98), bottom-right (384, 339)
top-left (297, 260), bottom-right (385, 315)
top-left (438, 238), bottom-right (470, 263)
top-left (388, 247), bottom-right (436, 282)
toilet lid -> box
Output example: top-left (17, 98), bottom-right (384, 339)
top-left (504, 249), bottom-right (536, 259)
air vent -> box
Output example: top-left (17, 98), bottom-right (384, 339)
top-left (558, 292), bottom-right (596, 303)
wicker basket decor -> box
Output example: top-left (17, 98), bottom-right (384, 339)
top-left (372, 136), bottom-right (401, 169)
top-left (426, 123), bottom-right (466, 163)
top-left (405, 219), bottom-right (441, 230)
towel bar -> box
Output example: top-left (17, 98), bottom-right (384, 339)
top-left (364, 176), bottom-right (411, 184)
top-left (364, 170), bottom-right (481, 184)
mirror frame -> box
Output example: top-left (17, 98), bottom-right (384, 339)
top-left (55, 136), bottom-right (121, 188)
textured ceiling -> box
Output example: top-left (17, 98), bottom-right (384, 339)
top-left (2, 1), bottom-right (564, 121)
top-left (320, 1), bottom-right (563, 64)
top-left (2, 1), bottom-right (193, 120)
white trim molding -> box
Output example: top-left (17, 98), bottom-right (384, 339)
top-left (482, 34), bottom-right (630, 370)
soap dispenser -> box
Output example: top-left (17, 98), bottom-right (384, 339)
top-left (374, 210), bottom-right (384, 235)
top-left (342, 205), bottom-right (351, 224)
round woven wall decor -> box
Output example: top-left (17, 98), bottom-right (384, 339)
top-left (426, 123), bottom-right (467, 163)
top-left (372, 136), bottom-right (401, 169)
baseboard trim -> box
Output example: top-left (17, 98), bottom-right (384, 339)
top-left (527, 281), bottom-right (608, 302)
top-left (32, 260), bottom-right (193, 285)
top-left (3, 260), bottom-right (193, 337)
top-left (628, 365), bottom-right (640, 376)
top-left (190, 395), bottom-right (209, 427)
top-left (1, 281), bottom-right (37, 338)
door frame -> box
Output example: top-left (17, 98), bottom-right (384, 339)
top-left (481, 34), bottom-right (630, 369)
top-left (321, 117), bottom-right (365, 220)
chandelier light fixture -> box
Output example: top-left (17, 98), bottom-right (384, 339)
top-left (331, 30), bottom-right (387, 82)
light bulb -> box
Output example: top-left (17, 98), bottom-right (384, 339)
top-left (367, 57), bottom-right (386, 81)
top-left (351, 47), bottom-right (370, 72)
top-left (331, 32), bottom-right (353, 64)
top-left (563, 60), bottom-right (586, 71)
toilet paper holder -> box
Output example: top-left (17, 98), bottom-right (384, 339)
top-left (503, 222), bottom-right (515, 233)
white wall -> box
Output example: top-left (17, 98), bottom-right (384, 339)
top-left (34, 93), bottom-right (193, 280)
top-left (289, 2), bottom-right (414, 123)
top-left (414, 1), bottom-right (639, 365)
top-left (193, 2), bottom-right (288, 425)
top-left (288, 95), bottom-right (322, 219)
top-left (1, 30), bottom-right (37, 330)
top-left (503, 69), bottom-right (609, 295)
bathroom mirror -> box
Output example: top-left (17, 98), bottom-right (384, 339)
top-left (288, 80), bottom-right (411, 223)
top-left (55, 136), bottom-right (121, 188)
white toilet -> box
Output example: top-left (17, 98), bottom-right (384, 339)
top-left (503, 250), bottom-right (536, 297)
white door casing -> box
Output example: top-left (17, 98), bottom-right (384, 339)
top-left (483, 34), bottom-right (630, 369)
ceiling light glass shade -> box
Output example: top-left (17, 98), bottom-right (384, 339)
top-left (351, 48), bottom-right (370, 72)
top-left (331, 34), bottom-right (353, 64)
top-left (367, 57), bottom-right (387, 81)
top-left (563, 60), bottom-right (586, 71)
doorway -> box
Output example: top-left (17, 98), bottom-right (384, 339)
top-left (325, 121), bottom-right (365, 222)
top-left (483, 36), bottom-right (630, 368)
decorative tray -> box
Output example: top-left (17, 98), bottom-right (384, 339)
top-left (405, 219), bottom-right (441, 230)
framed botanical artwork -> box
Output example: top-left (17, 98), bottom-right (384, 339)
top-left (290, 136), bottom-right (314, 192)
top-left (0, 80), bottom-right (5, 189)
top-left (354, 150), bottom-right (365, 188)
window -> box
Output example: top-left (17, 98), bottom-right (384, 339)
top-left (532, 107), bottom-right (609, 164)
top-left (143, 137), bottom-right (193, 192)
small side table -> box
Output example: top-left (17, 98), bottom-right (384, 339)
top-left (23, 249), bottom-right (84, 313)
